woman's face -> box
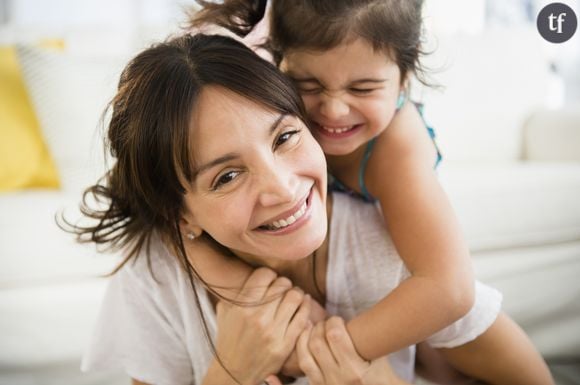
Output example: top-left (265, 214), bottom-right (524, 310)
top-left (183, 85), bottom-right (328, 263)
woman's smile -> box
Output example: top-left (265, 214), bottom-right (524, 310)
top-left (256, 185), bottom-right (313, 234)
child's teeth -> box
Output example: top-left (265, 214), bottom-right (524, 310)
top-left (322, 125), bottom-right (354, 133)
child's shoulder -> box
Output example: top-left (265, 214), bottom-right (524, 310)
top-left (369, 103), bottom-right (436, 174)
top-left (376, 102), bottom-right (427, 153)
top-left (365, 102), bottom-right (438, 196)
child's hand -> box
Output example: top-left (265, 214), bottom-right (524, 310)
top-left (296, 317), bottom-right (406, 385)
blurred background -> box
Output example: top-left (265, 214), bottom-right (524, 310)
top-left (1, 0), bottom-right (579, 384)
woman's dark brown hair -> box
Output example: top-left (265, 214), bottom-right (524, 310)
top-left (192, 0), bottom-right (429, 85)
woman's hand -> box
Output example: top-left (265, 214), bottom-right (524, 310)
top-left (208, 267), bottom-right (311, 385)
top-left (280, 296), bottom-right (328, 377)
top-left (297, 317), bottom-right (408, 385)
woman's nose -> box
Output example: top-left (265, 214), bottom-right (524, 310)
top-left (257, 165), bottom-right (297, 207)
top-left (319, 93), bottom-right (349, 120)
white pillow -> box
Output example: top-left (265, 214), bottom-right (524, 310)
top-left (421, 27), bottom-right (552, 162)
top-left (16, 46), bottom-right (127, 190)
top-left (523, 105), bottom-right (580, 162)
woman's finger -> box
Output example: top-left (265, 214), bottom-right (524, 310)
top-left (283, 294), bottom-right (311, 341)
top-left (297, 323), bottom-right (324, 385)
top-left (272, 285), bottom-right (304, 324)
top-left (264, 374), bottom-right (283, 385)
top-left (258, 276), bottom-right (294, 320)
top-left (265, 276), bottom-right (294, 300)
top-left (236, 267), bottom-right (279, 302)
top-left (274, 285), bottom-right (303, 320)
top-left (309, 322), bottom-right (338, 370)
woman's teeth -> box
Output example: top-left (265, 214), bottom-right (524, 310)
top-left (265, 201), bottom-right (308, 230)
top-left (321, 125), bottom-right (354, 134)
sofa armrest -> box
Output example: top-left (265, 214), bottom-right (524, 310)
top-left (523, 105), bottom-right (580, 162)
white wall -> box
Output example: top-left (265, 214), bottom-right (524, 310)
top-left (1, 0), bottom-right (578, 101)
top-left (0, 0), bottom-right (189, 54)
top-left (423, 0), bottom-right (579, 104)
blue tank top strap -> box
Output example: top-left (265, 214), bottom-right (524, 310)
top-left (396, 92), bottom-right (406, 111)
top-left (358, 137), bottom-right (378, 202)
top-left (397, 95), bottom-right (443, 168)
top-left (414, 101), bottom-right (443, 168)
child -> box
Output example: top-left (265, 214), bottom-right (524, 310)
top-left (194, 0), bottom-right (472, 357)
top-left (191, 1), bottom-right (555, 384)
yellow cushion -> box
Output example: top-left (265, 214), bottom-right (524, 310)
top-left (0, 46), bottom-right (60, 191)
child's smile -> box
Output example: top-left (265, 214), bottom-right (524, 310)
top-left (282, 37), bottom-right (403, 156)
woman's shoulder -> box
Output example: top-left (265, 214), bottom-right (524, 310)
top-left (114, 233), bottom-right (185, 289)
top-left (330, 192), bottom-right (385, 231)
top-left (83, 233), bottom-right (206, 385)
top-left (331, 189), bottom-right (381, 209)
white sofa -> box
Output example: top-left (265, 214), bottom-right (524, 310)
top-left (0, 46), bottom-right (128, 385)
top-left (1, 27), bottom-right (579, 384)
top-left (421, 28), bottom-right (580, 364)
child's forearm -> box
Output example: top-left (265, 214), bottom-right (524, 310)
top-left (190, 241), bottom-right (327, 379)
top-left (346, 275), bottom-right (472, 361)
top-left (188, 238), bottom-right (327, 320)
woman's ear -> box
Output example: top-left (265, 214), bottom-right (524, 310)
top-left (179, 216), bottom-right (204, 241)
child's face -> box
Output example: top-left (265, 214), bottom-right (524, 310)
top-left (282, 38), bottom-right (402, 156)
top-left (183, 85), bottom-right (328, 263)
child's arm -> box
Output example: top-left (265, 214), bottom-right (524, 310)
top-left (186, 237), bottom-right (326, 377)
top-left (436, 312), bottom-right (554, 385)
top-left (185, 237), bottom-right (327, 322)
top-left (345, 103), bottom-right (475, 360)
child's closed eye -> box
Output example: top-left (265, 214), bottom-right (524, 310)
top-left (349, 87), bottom-right (377, 95)
top-left (298, 86), bottom-right (323, 95)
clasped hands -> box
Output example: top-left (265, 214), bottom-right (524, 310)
top-left (211, 268), bottom-right (400, 385)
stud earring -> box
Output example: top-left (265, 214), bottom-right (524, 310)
top-left (186, 232), bottom-right (196, 241)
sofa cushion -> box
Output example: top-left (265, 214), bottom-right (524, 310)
top-left (0, 279), bottom-right (107, 365)
top-left (523, 106), bottom-right (580, 162)
top-left (0, 46), bottom-right (59, 191)
top-left (472, 241), bottom-right (580, 358)
top-left (0, 191), bottom-right (120, 287)
top-left (16, 45), bottom-right (126, 190)
top-left (439, 162), bottom-right (580, 252)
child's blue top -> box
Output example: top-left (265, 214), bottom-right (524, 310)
top-left (328, 98), bottom-right (442, 203)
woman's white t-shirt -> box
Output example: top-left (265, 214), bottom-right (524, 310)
top-left (82, 192), bottom-right (501, 385)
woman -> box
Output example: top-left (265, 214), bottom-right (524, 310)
top-left (70, 32), bottom-right (402, 385)
top-left (70, 33), bottom-right (550, 385)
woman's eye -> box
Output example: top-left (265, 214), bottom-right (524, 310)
top-left (211, 170), bottom-right (240, 190)
top-left (275, 130), bottom-right (300, 148)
